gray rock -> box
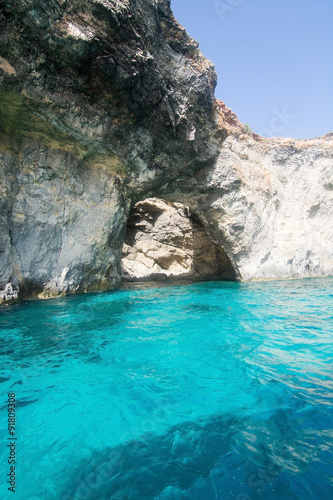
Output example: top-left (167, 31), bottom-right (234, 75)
top-left (0, 0), bottom-right (218, 301)
top-left (0, 282), bottom-right (19, 304)
top-left (0, 0), bottom-right (332, 302)
top-left (199, 134), bottom-right (333, 281)
top-left (122, 198), bottom-right (236, 282)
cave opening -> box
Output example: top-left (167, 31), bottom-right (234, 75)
top-left (121, 197), bottom-right (237, 283)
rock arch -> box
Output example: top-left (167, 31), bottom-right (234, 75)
top-left (121, 198), bottom-right (238, 283)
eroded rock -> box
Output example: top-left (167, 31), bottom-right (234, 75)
top-left (161, 133), bottom-right (333, 281)
top-left (122, 198), bottom-right (237, 282)
top-left (0, 282), bottom-right (19, 304)
top-left (0, 0), bottom-right (332, 302)
top-left (0, 0), bottom-right (219, 300)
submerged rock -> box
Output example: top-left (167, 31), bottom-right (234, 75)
top-left (0, 0), bottom-right (332, 301)
top-left (62, 413), bottom-right (240, 500)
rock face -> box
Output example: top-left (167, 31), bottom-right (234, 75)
top-left (0, 143), bottom-right (126, 302)
top-left (0, 0), bottom-right (219, 301)
top-left (161, 130), bottom-right (333, 281)
top-left (212, 134), bottom-right (333, 280)
top-left (122, 198), bottom-right (236, 282)
top-left (0, 0), bottom-right (332, 302)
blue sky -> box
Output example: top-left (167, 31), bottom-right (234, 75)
top-left (171, 0), bottom-right (333, 139)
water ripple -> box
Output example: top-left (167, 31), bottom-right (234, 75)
top-left (0, 278), bottom-right (332, 499)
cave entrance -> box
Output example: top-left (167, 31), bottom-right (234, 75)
top-left (121, 197), bottom-right (237, 283)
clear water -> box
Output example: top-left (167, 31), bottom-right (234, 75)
top-left (0, 278), bottom-right (333, 500)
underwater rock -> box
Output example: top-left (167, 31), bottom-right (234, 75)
top-left (61, 413), bottom-right (240, 500)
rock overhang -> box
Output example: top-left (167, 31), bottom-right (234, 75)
top-left (0, 0), bottom-right (332, 303)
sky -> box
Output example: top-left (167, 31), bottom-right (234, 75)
top-left (171, 0), bottom-right (333, 139)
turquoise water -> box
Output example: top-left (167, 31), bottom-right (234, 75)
top-left (0, 278), bottom-right (333, 500)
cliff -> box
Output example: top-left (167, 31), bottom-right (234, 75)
top-left (0, 0), bottom-right (332, 302)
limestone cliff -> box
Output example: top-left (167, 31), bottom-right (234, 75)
top-left (161, 129), bottom-right (333, 281)
top-left (0, 0), bottom-right (332, 302)
top-left (122, 197), bottom-right (236, 282)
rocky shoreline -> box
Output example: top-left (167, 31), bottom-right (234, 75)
top-left (0, 0), bottom-right (332, 303)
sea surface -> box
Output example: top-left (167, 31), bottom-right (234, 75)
top-left (0, 278), bottom-right (332, 500)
